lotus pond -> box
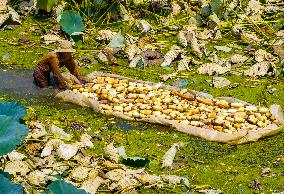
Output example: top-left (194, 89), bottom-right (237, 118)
top-left (0, 2), bottom-right (284, 193)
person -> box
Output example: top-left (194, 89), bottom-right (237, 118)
top-left (33, 40), bottom-right (82, 89)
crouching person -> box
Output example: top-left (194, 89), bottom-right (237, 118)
top-left (33, 40), bottom-right (82, 89)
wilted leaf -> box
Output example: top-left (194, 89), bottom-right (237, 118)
top-left (60, 10), bottom-right (84, 36)
top-left (108, 30), bottom-right (125, 48)
top-left (213, 46), bottom-right (232, 52)
top-left (0, 102), bottom-right (26, 121)
top-left (37, 0), bottom-right (57, 12)
top-left (48, 180), bottom-right (88, 194)
top-left (0, 174), bottom-right (23, 194)
top-left (0, 115), bottom-right (28, 156)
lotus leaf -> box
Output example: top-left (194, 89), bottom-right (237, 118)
top-left (210, 0), bottom-right (223, 17)
top-left (117, 146), bottom-right (150, 167)
top-left (48, 180), bottom-right (88, 194)
top-left (0, 102), bottom-right (27, 121)
top-left (60, 10), bottom-right (85, 36)
top-left (122, 157), bottom-right (150, 167)
top-left (0, 115), bottom-right (28, 156)
top-left (108, 30), bottom-right (125, 48)
top-left (37, 0), bottom-right (57, 12)
top-left (0, 174), bottom-right (23, 194)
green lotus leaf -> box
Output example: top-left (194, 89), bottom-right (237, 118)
top-left (37, 0), bottom-right (57, 12)
top-left (122, 157), bottom-right (150, 167)
top-left (48, 180), bottom-right (88, 194)
top-left (0, 102), bottom-right (27, 121)
top-left (0, 115), bottom-right (28, 156)
top-left (60, 10), bottom-right (85, 36)
top-left (210, 0), bottom-right (223, 17)
top-left (0, 174), bottom-right (23, 194)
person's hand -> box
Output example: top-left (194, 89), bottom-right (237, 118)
top-left (61, 72), bottom-right (81, 85)
top-left (58, 84), bottom-right (69, 90)
top-left (79, 77), bottom-right (88, 84)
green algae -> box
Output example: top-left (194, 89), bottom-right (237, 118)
top-left (0, 17), bottom-right (284, 193)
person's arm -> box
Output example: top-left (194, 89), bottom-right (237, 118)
top-left (66, 58), bottom-right (81, 79)
top-left (50, 55), bottom-right (68, 89)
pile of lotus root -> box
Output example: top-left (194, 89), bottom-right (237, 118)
top-left (69, 76), bottom-right (282, 135)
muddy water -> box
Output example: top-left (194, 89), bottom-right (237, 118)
top-left (0, 67), bottom-right (58, 103)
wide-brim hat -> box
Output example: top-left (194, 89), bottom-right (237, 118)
top-left (55, 40), bottom-right (76, 53)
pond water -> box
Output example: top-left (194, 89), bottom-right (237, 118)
top-left (0, 66), bottom-right (57, 103)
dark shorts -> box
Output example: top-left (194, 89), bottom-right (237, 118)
top-left (33, 68), bottom-right (59, 88)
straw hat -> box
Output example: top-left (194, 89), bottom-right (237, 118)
top-left (56, 40), bottom-right (76, 53)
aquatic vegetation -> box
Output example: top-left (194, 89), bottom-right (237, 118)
top-left (0, 0), bottom-right (284, 192)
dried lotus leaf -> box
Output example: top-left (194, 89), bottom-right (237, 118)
top-left (102, 160), bottom-right (126, 170)
top-left (0, 0), bottom-right (8, 11)
top-left (186, 30), bottom-right (203, 58)
top-left (125, 34), bottom-right (139, 45)
top-left (125, 44), bottom-right (141, 60)
top-left (41, 34), bottom-right (63, 44)
top-left (230, 54), bottom-right (248, 64)
top-left (177, 31), bottom-right (188, 47)
top-left (177, 56), bottom-right (191, 71)
top-left (129, 55), bottom-right (142, 68)
top-left (162, 143), bottom-right (179, 168)
top-left (49, 125), bottom-right (72, 140)
top-left (27, 170), bottom-right (47, 186)
top-left (241, 32), bottom-right (263, 44)
top-left (80, 133), bottom-right (94, 148)
top-left (104, 142), bottom-right (119, 163)
top-left (7, 150), bottom-right (26, 161)
top-left (138, 174), bottom-right (162, 186)
top-left (28, 121), bottom-right (47, 139)
top-left (4, 160), bottom-right (30, 176)
top-left (80, 176), bottom-right (105, 194)
top-left (70, 166), bottom-right (92, 182)
top-left (198, 63), bottom-right (230, 75)
top-left (57, 143), bottom-right (80, 160)
top-left (160, 175), bottom-right (182, 185)
top-left (41, 139), bottom-right (63, 157)
top-left (137, 35), bottom-right (156, 49)
top-left (161, 46), bottom-right (183, 67)
top-left (96, 29), bottom-right (117, 41)
top-left (254, 49), bottom-right (276, 62)
top-left (109, 176), bottom-right (139, 191)
top-left (170, 1), bottom-right (181, 17)
top-left (105, 169), bottom-right (126, 181)
top-left (25, 142), bottom-right (45, 156)
top-left (243, 61), bottom-right (273, 77)
top-left (136, 19), bottom-right (152, 33)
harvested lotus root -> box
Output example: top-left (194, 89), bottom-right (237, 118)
top-left (68, 75), bottom-right (282, 136)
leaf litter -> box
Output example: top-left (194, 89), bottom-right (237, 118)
top-left (1, 122), bottom-right (190, 193)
